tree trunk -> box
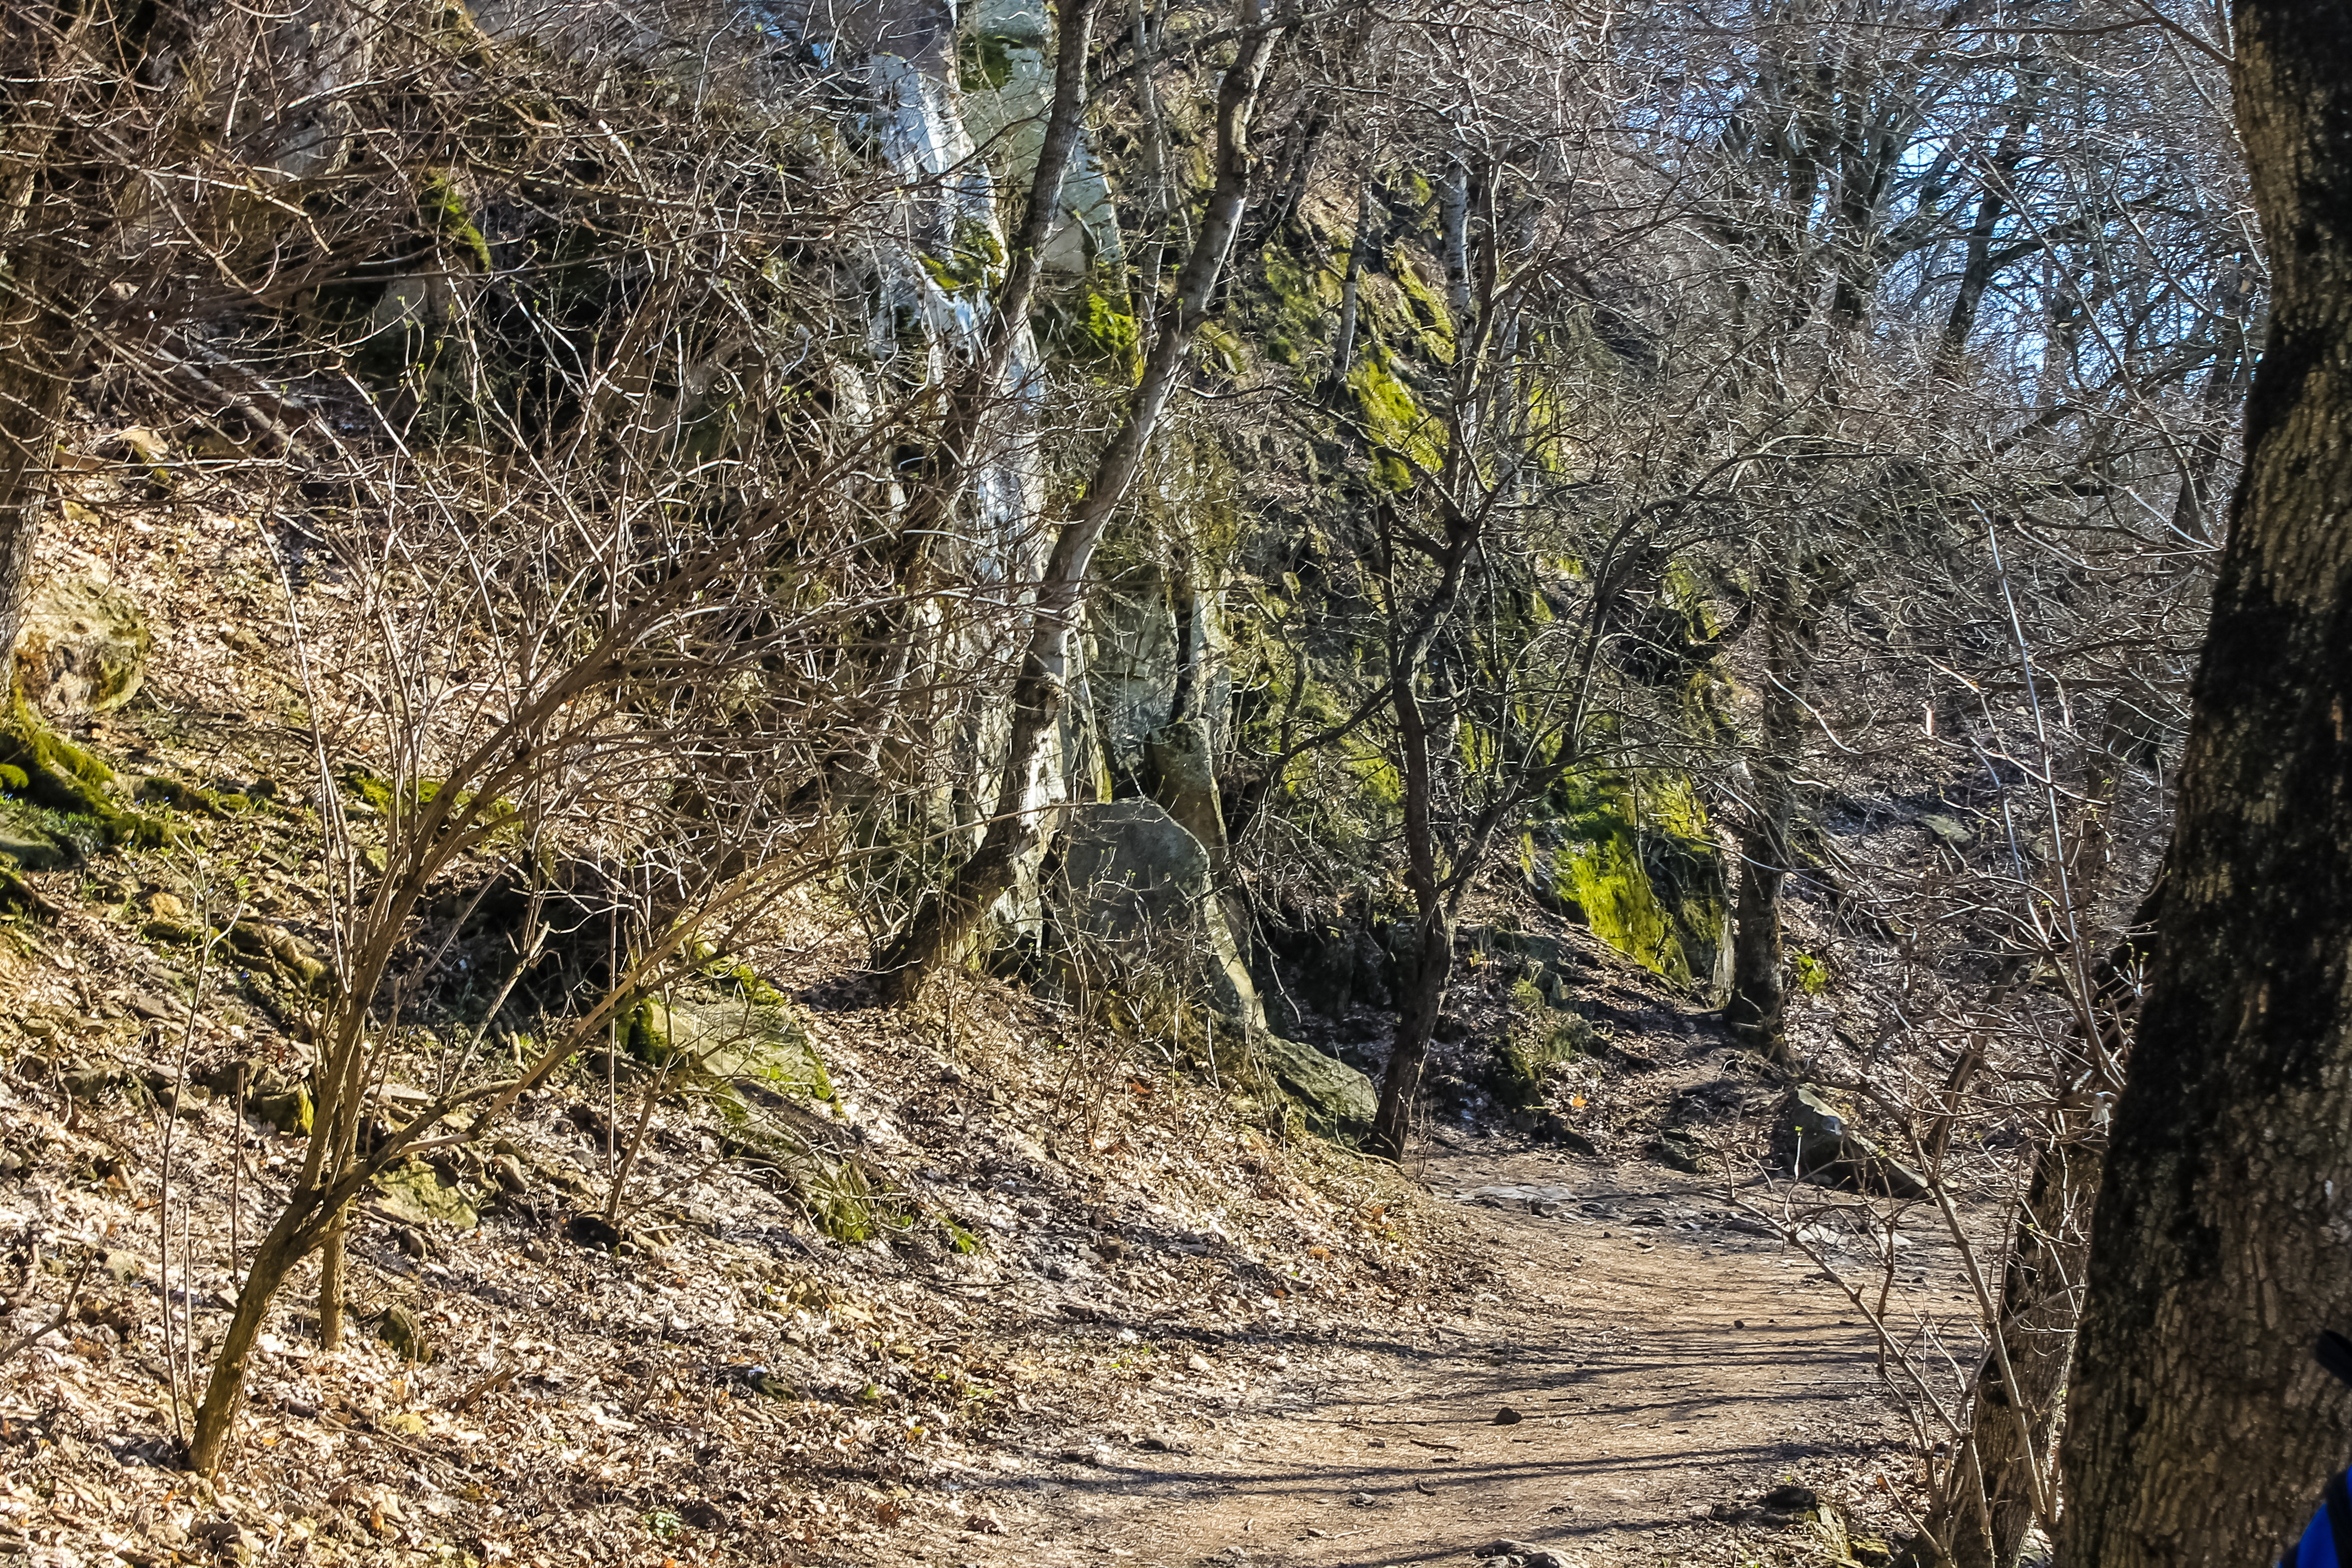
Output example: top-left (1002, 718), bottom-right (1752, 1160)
top-left (1326, 173), bottom-right (1376, 396)
top-left (876, 0), bottom-right (1278, 1001)
top-left (1371, 906), bottom-right (1450, 1159)
top-left (1369, 631), bottom-right (1450, 1161)
top-left (315, 1201), bottom-right (347, 1350)
top-left (0, 0), bottom-right (104, 672)
top-left (0, 353), bottom-right (68, 666)
top-left (1725, 584), bottom-right (1817, 1056)
top-left (2059, 7), bottom-right (2352, 1562)
top-left (1943, 1120), bottom-right (2100, 1568)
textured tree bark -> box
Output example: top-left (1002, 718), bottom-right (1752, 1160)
top-left (1369, 636), bottom-right (1451, 1160)
top-left (0, 1), bottom-right (97, 672)
top-left (1936, 837), bottom-right (2158, 1568)
top-left (315, 1202), bottom-right (348, 1351)
top-left (1724, 581), bottom-right (1818, 1057)
top-left (2059, 6), bottom-right (2352, 1563)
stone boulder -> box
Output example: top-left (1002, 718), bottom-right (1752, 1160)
top-left (13, 578), bottom-right (151, 718)
top-left (1255, 1032), bottom-right (1378, 1135)
top-left (1143, 718), bottom-right (1227, 866)
top-left (1057, 799), bottom-right (1262, 1029)
top-left (630, 994), bottom-right (833, 1101)
top-left (1057, 801), bottom-right (1381, 1134)
top-left (1774, 1084), bottom-right (1928, 1200)
top-left (0, 808), bottom-right (74, 870)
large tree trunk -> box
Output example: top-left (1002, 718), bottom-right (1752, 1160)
top-left (1369, 631), bottom-right (1450, 1160)
top-left (0, 0), bottom-right (106, 669)
top-left (1724, 581), bottom-right (1817, 1057)
top-left (0, 349), bottom-right (70, 665)
top-left (2059, 6), bottom-right (2352, 1562)
top-left (876, 0), bottom-right (1277, 1001)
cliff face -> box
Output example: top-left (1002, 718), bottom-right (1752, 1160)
top-left (43, 0), bottom-right (1729, 1047)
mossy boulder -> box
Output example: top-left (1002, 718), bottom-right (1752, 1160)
top-left (373, 1303), bottom-right (434, 1363)
top-left (1773, 1084), bottom-right (1926, 1200)
top-left (1254, 1032), bottom-right (1377, 1135)
top-left (1521, 772), bottom-right (1730, 999)
top-left (371, 1159), bottom-right (479, 1228)
top-left (629, 994), bottom-right (832, 1099)
top-left (0, 803), bottom-right (75, 870)
top-left (12, 578), bottom-right (151, 718)
top-left (1057, 799), bottom-right (1264, 1029)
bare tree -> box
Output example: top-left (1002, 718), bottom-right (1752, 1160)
top-left (2061, 3), bottom-right (2352, 1559)
top-left (878, 0), bottom-right (1281, 998)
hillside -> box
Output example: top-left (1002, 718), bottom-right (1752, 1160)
top-left (0, 0), bottom-right (2251, 1564)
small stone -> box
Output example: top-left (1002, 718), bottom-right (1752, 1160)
top-left (127, 991), bottom-right (184, 1022)
top-left (1493, 1407), bottom-right (1524, 1425)
top-left (148, 891), bottom-right (187, 921)
top-left (1347, 1491), bottom-right (1378, 1507)
top-left (394, 1226), bottom-right (427, 1260)
top-left (489, 1153), bottom-right (529, 1194)
top-left (522, 1242), bottom-right (551, 1263)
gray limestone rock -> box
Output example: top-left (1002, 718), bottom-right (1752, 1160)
top-left (1776, 1084), bottom-right (1928, 1200)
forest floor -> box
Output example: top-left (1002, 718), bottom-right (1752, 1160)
top-left (953, 1130), bottom-right (1968, 1568)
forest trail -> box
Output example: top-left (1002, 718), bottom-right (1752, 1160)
top-left (963, 1148), bottom-right (1962, 1568)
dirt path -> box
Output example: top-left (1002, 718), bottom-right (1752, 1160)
top-left (958, 1144), bottom-right (1974, 1568)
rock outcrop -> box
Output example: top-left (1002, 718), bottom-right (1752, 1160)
top-left (1055, 799), bottom-right (1378, 1134)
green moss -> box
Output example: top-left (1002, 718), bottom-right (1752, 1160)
top-left (136, 777), bottom-right (229, 818)
top-left (1039, 279), bottom-right (1141, 376)
top-left (0, 693), bottom-right (168, 847)
top-left (1528, 771), bottom-right (1728, 990)
top-left (1346, 355), bottom-right (1440, 489)
top-left (1387, 248), bottom-right (1456, 362)
top-left (1346, 754), bottom-right (1404, 809)
top-left (1196, 320), bottom-right (1243, 375)
top-left (1792, 950), bottom-right (1831, 994)
top-left (1489, 1011), bottom-right (1592, 1109)
top-left (957, 32), bottom-right (1019, 92)
top-left (1262, 242), bottom-right (1342, 331)
top-left (920, 222), bottom-right (1005, 296)
top-left (419, 170), bottom-right (492, 272)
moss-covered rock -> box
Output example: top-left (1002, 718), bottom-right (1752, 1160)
top-left (0, 802), bottom-right (75, 870)
top-left (371, 1160), bottom-right (479, 1228)
top-left (1344, 351), bottom-right (1440, 489)
top-left (1255, 1031), bottom-right (1376, 1135)
top-left (0, 693), bottom-right (171, 847)
top-left (373, 1303), bottom-right (434, 1364)
top-left (629, 994), bottom-right (833, 1100)
top-left (1522, 772), bottom-right (1730, 997)
top-left (13, 579), bottom-right (151, 718)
